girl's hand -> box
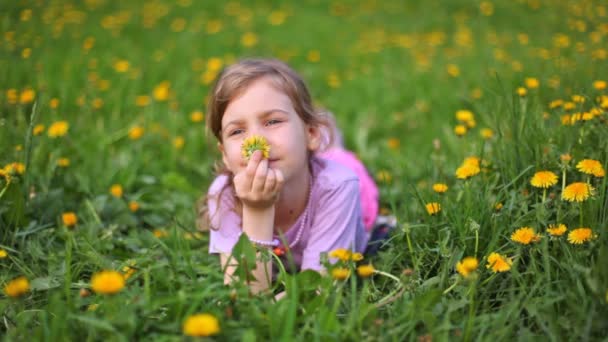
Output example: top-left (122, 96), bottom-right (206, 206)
top-left (233, 150), bottom-right (284, 209)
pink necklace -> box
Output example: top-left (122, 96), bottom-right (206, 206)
top-left (275, 176), bottom-right (313, 249)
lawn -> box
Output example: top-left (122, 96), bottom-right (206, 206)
top-left (1, 0), bottom-right (607, 340)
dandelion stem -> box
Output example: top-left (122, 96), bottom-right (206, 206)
top-left (474, 230), bottom-right (479, 257)
top-left (579, 202), bottom-right (583, 227)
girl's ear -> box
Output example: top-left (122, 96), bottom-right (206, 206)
top-left (306, 124), bottom-right (322, 151)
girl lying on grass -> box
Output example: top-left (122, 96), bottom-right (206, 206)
top-left (198, 58), bottom-right (392, 294)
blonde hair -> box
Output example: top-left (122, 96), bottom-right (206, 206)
top-left (197, 58), bottom-right (334, 231)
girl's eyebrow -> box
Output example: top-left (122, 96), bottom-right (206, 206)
top-left (223, 109), bottom-right (289, 128)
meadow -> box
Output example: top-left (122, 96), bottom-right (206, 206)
top-left (1, 0), bottom-right (608, 340)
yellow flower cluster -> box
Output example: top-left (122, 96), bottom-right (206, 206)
top-left (456, 257), bottom-right (479, 277)
top-left (90, 270), bottom-right (125, 295)
top-left (241, 135), bottom-right (270, 160)
top-left (4, 276), bottom-right (30, 297)
top-left (328, 248), bottom-right (363, 262)
top-left (455, 156), bottom-right (481, 179)
top-left (425, 202), bottom-right (441, 215)
top-left (183, 313), bottom-right (220, 337)
top-left (486, 253), bottom-right (512, 273)
top-left (530, 171), bottom-right (558, 188)
top-left (511, 227), bottom-right (541, 245)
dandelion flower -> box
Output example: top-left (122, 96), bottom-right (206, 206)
top-left (241, 135), bottom-right (270, 160)
top-left (546, 223), bottom-right (567, 237)
top-left (433, 183), bottom-right (448, 193)
top-left (494, 202), bottom-right (503, 211)
top-left (128, 201), bottom-right (140, 212)
top-left (0, 249), bottom-right (7, 258)
top-left (562, 182), bottom-right (594, 202)
top-left (128, 126), bottom-right (144, 140)
top-left (351, 252), bottom-right (364, 262)
top-left (47, 121), bottom-right (69, 138)
top-left (109, 184), bottom-right (123, 198)
top-left (331, 267), bottom-right (351, 281)
top-left (329, 248), bottom-right (351, 262)
top-left (33, 124), bottom-right (45, 136)
top-left (576, 159), bottom-right (605, 177)
top-left (530, 171), bottom-right (558, 188)
top-left (190, 111), bottom-right (204, 122)
top-left (357, 264), bottom-right (375, 278)
top-left (486, 252), bottom-right (512, 273)
top-left (3, 276), bottom-right (30, 297)
top-left (517, 87), bottom-right (527, 97)
top-left (90, 270), bottom-right (125, 295)
top-left (567, 228), bottom-right (594, 244)
top-left (454, 125), bottom-right (467, 136)
top-left (57, 158), bottom-right (70, 167)
top-left (153, 229), bottom-right (168, 238)
top-left (511, 227), bottom-right (541, 245)
top-left (525, 77), bottom-right (539, 89)
top-left (593, 80), bottom-right (606, 90)
top-left (455, 164), bottom-right (480, 179)
top-left (560, 154), bottom-right (572, 163)
top-left (480, 128), bottom-right (493, 139)
top-left (425, 202), bottom-right (441, 215)
top-left (455, 110), bottom-right (474, 122)
top-left (456, 257), bottom-right (479, 277)
top-left (62, 212), bottom-right (77, 227)
top-left (183, 313), bottom-right (220, 337)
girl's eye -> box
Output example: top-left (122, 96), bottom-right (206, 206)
top-left (266, 119), bottom-right (281, 126)
top-left (229, 129), bottom-right (243, 136)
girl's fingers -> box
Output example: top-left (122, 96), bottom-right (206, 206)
top-left (273, 169), bottom-right (285, 194)
top-left (251, 157), bottom-right (268, 192)
top-left (243, 150), bottom-right (262, 189)
top-left (263, 168), bottom-right (276, 195)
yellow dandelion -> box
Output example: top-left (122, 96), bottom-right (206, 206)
top-left (454, 125), bottom-right (467, 136)
top-left (530, 171), bottom-right (558, 188)
top-left (0, 249), bottom-right (7, 258)
top-left (241, 32), bottom-right (258, 47)
top-left (113, 60), bottom-right (130, 73)
top-left (47, 121), bottom-right (69, 138)
top-left (511, 227), bottom-right (541, 245)
top-left (128, 201), bottom-right (140, 212)
top-left (4, 276), bottom-right (30, 297)
top-left (456, 257), bottom-right (479, 277)
top-left (57, 158), bottom-right (70, 167)
top-left (576, 159), bottom-right (604, 177)
top-left (19, 88), bottom-right (35, 104)
top-left (387, 138), bottom-right (400, 150)
top-left (153, 229), bottom-right (168, 238)
top-left (517, 87), bottom-right (527, 97)
top-left (432, 183), bottom-right (448, 193)
top-left (241, 135), bottom-right (270, 160)
top-left (567, 228), bottom-right (594, 244)
top-left (425, 202), bottom-right (441, 215)
top-left (494, 202), bottom-right (503, 211)
top-left (351, 252), bottom-right (364, 262)
top-left (173, 136), bottom-right (185, 149)
top-left (109, 184), bottom-right (123, 198)
top-left (376, 170), bottom-right (392, 184)
top-left (331, 267), bottom-right (351, 281)
top-left (4, 162), bottom-right (25, 175)
top-left (546, 223), bottom-right (567, 237)
top-left (90, 270), bottom-right (125, 295)
top-left (135, 95), bottom-right (150, 107)
top-left (486, 252), bottom-right (512, 273)
top-left (560, 154), bottom-right (572, 163)
top-left (183, 313), bottom-right (220, 337)
top-left (190, 111), bottom-right (204, 122)
top-left (455, 164), bottom-right (480, 179)
top-left (525, 77), bottom-right (539, 89)
top-left (562, 182), bottom-right (594, 202)
top-left (480, 128), bottom-right (493, 139)
top-left (455, 110), bottom-right (474, 122)
top-left (128, 126), bottom-right (144, 140)
top-left (593, 80), bottom-right (606, 90)
top-left (357, 264), bottom-right (375, 278)
top-left (62, 212), bottom-right (77, 227)
top-left (33, 124), bottom-right (45, 136)
top-left (329, 248), bottom-right (351, 262)
top-left (153, 81), bottom-right (170, 101)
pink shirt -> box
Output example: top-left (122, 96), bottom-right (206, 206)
top-left (317, 147), bottom-right (379, 231)
top-left (207, 157), bottom-right (368, 271)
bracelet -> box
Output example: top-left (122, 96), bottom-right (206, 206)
top-left (247, 236), bottom-right (280, 248)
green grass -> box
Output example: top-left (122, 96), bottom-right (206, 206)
top-left (1, 0), bottom-right (608, 340)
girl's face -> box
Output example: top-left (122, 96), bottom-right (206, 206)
top-left (219, 77), bottom-right (321, 183)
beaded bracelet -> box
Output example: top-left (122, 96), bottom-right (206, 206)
top-left (248, 236), bottom-right (280, 248)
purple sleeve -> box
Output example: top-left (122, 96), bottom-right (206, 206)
top-left (207, 175), bottom-right (242, 254)
top-left (301, 179), bottom-right (366, 271)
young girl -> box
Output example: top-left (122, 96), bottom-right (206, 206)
top-left (200, 58), bottom-right (374, 294)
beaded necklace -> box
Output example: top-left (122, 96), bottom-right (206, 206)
top-left (275, 175), bottom-right (314, 249)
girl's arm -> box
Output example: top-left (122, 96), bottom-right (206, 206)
top-left (222, 150), bottom-right (284, 294)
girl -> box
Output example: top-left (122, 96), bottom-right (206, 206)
top-left (200, 58), bottom-right (371, 294)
